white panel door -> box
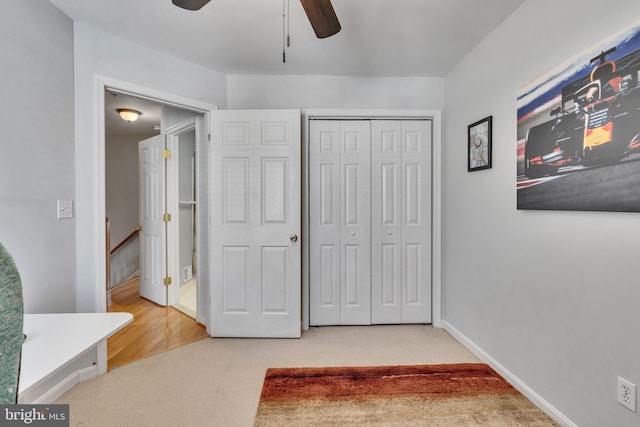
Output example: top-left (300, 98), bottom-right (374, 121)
top-left (371, 122), bottom-right (401, 323)
top-left (309, 120), bottom-right (371, 325)
top-left (210, 110), bottom-right (301, 337)
top-left (139, 135), bottom-right (167, 306)
top-left (371, 120), bottom-right (431, 324)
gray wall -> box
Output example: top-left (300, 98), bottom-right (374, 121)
top-left (443, 1), bottom-right (640, 426)
top-left (227, 75), bottom-right (444, 110)
top-left (106, 134), bottom-right (144, 248)
top-left (0, 0), bottom-right (75, 313)
top-left (106, 133), bottom-right (150, 288)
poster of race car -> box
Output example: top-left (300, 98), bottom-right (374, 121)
top-left (517, 21), bottom-right (640, 212)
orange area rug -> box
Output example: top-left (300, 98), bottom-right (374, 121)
top-left (254, 363), bottom-right (558, 426)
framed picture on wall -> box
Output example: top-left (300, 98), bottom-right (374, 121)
top-left (468, 116), bottom-right (492, 171)
top-left (516, 20), bottom-right (640, 212)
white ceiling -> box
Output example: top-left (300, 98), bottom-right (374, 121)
top-left (48, 0), bottom-right (524, 77)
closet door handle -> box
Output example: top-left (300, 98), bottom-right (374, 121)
top-left (290, 234), bottom-right (298, 243)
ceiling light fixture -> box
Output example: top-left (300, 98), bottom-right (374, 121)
top-left (117, 108), bottom-right (142, 122)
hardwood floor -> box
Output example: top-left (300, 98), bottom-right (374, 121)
top-left (106, 277), bottom-right (209, 370)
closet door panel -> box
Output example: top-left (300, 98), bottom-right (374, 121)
top-left (372, 120), bottom-right (432, 324)
top-left (371, 121), bottom-right (402, 324)
top-left (400, 120), bottom-right (432, 323)
top-left (310, 120), bottom-right (371, 325)
top-left (309, 121), bottom-right (341, 325)
top-left (339, 121), bottom-right (371, 325)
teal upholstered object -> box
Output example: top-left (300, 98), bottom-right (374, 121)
top-left (0, 243), bottom-right (24, 404)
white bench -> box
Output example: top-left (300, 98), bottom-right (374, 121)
top-left (17, 312), bottom-right (133, 404)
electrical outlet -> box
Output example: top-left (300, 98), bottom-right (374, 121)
top-left (57, 200), bottom-right (74, 219)
top-left (618, 376), bottom-right (637, 412)
top-left (183, 265), bottom-right (193, 282)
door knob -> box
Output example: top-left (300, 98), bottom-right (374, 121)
top-left (290, 234), bottom-right (298, 243)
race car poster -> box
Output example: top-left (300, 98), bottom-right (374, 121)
top-left (517, 20), bottom-right (640, 212)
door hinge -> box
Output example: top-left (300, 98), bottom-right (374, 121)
top-left (164, 276), bottom-right (172, 286)
top-left (163, 213), bottom-right (172, 222)
top-left (162, 149), bottom-right (172, 158)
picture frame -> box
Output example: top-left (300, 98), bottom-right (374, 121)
top-left (516, 21), bottom-right (640, 212)
top-left (468, 116), bottom-right (492, 172)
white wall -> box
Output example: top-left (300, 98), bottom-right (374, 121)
top-left (73, 24), bottom-right (227, 312)
top-left (0, 0), bottom-right (75, 313)
top-left (227, 75), bottom-right (443, 110)
top-left (161, 107), bottom-right (199, 132)
top-left (443, 1), bottom-right (640, 426)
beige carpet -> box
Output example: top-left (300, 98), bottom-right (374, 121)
top-left (255, 364), bottom-right (558, 426)
top-left (57, 325), bottom-right (490, 426)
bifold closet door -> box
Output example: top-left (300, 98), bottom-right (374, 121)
top-left (309, 120), bottom-right (371, 325)
top-left (371, 120), bottom-right (432, 324)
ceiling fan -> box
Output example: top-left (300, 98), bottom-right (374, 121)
top-left (171, 0), bottom-right (341, 38)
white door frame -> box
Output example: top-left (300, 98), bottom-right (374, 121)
top-left (96, 76), bottom-right (217, 336)
top-left (165, 119), bottom-right (196, 308)
top-left (302, 109), bottom-right (443, 330)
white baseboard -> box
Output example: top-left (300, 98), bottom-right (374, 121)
top-left (30, 372), bottom-right (78, 404)
top-left (24, 365), bottom-right (98, 404)
top-left (78, 365), bottom-right (98, 382)
top-left (30, 365), bottom-right (95, 404)
top-left (443, 320), bottom-right (577, 427)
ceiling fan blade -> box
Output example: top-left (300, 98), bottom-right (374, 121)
top-left (299, 0), bottom-right (341, 39)
top-left (172, 0), bottom-right (211, 11)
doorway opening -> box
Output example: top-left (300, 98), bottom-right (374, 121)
top-left (104, 87), bottom-right (210, 367)
top-left (171, 127), bottom-right (198, 319)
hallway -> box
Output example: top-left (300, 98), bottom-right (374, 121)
top-left (107, 277), bottom-right (208, 370)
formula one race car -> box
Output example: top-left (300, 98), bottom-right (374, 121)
top-left (523, 47), bottom-right (640, 178)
